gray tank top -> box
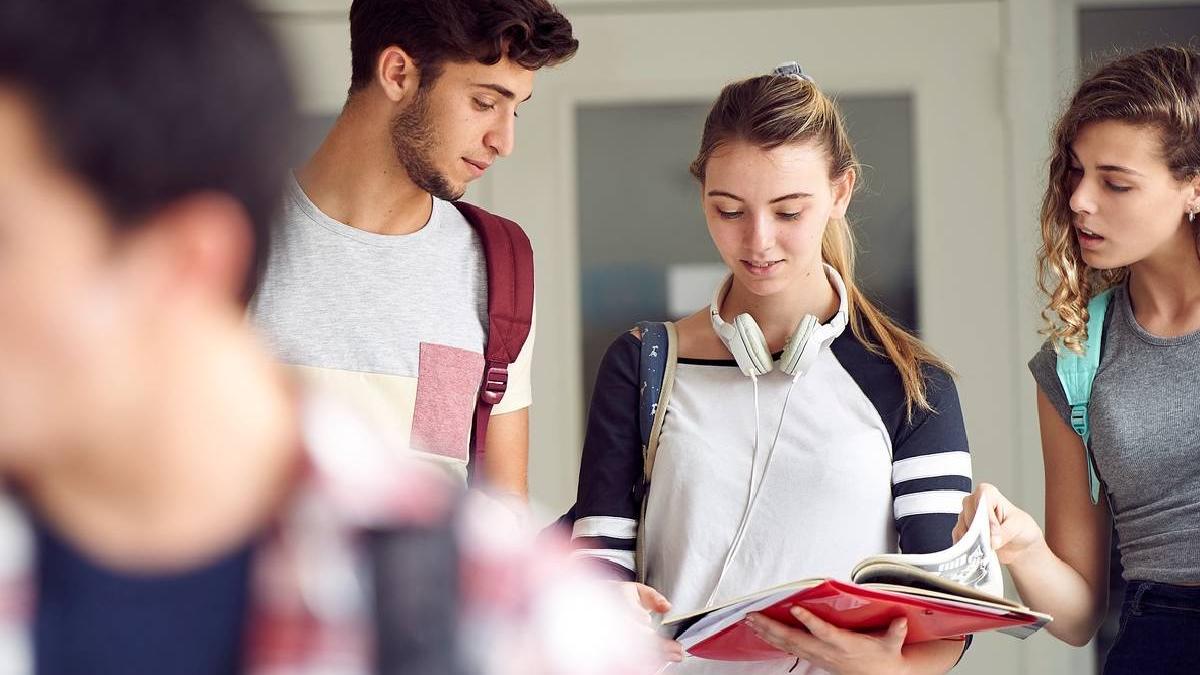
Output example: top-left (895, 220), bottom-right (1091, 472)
top-left (1029, 283), bottom-right (1200, 584)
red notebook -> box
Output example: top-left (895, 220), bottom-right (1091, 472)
top-left (670, 578), bottom-right (1049, 661)
top-left (664, 494), bottom-right (1051, 661)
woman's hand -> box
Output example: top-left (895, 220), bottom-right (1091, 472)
top-left (614, 581), bottom-right (684, 664)
top-left (745, 607), bottom-right (908, 675)
top-left (954, 483), bottom-right (1047, 566)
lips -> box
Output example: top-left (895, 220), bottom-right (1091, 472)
top-left (463, 158), bottom-right (491, 174)
top-left (1075, 224), bottom-right (1105, 249)
top-left (741, 259), bottom-right (783, 275)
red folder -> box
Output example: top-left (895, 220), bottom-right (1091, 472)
top-left (686, 579), bottom-right (1040, 661)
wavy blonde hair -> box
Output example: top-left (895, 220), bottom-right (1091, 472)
top-left (690, 74), bottom-right (948, 416)
top-left (1040, 45), bottom-right (1200, 353)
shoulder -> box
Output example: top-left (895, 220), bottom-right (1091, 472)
top-left (447, 200), bottom-right (528, 238)
top-left (597, 330), bottom-right (642, 379)
top-left (1028, 338), bottom-right (1058, 383)
top-left (831, 324), bottom-right (964, 447)
top-left (673, 309), bottom-right (731, 360)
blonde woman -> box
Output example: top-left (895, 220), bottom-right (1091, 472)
top-left (571, 65), bottom-right (973, 674)
top-left (957, 46), bottom-right (1200, 674)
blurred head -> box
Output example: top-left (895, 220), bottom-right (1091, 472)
top-left (0, 0), bottom-right (294, 459)
top-left (348, 0), bottom-right (577, 199)
top-left (1040, 45), bottom-right (1200, 351)
top-left (691, 72), bottom-right (946, 414)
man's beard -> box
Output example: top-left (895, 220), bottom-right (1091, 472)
top-left (390, 89), bottom-right (463, 201)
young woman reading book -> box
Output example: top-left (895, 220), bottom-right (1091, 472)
top-left (571, 64), bottom-right (975, 674)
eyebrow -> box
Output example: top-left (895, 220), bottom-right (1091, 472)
top-left (706, 190), bottom-right (812, 203)
top-left (1067, 149), bottom-right (1144, 177)
top-left (474, 82), bottom-right (533, 103)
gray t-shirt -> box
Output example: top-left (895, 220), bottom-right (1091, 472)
top-left (248, 176), bottom-right (534, 481)
top-left (1029, 283), bottom-right (1200, 584)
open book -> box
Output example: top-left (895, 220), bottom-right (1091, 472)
top-left (663, 495), bottom-right (1052, 662)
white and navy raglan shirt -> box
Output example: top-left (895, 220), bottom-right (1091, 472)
top-left (572, 327), bottom-right (971, 673)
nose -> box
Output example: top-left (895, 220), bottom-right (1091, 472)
top-left (485, 114), bottom-right (516, 158)
top-left (1068, 173), bottom-right (1096, 217)
top-left (746, 212), bottom-right (775, 253)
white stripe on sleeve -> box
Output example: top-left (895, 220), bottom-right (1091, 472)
top-left (571, 548), bottom-right (636, 572)
top-left (893, 490), bottom-right (969, 519)
top-left (891, 451), bottom-right (972, 484)
top-left (572, 516), bottom-right (638, 541)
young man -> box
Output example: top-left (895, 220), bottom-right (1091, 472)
top-left (0, 2), bottom-right (665, 673)
top-left (249, 0), bottom-right (579, 498)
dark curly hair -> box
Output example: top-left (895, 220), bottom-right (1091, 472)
top-left (348, 0), bottom-right (578, 95)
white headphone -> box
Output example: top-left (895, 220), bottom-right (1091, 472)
top-left (700, 263), bottom-right (850, 608)
top-left (709, 263), bottom-right (849, 380)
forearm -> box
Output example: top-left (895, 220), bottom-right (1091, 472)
top-left (898, 638), bottom-right (966, 674)
top-left (1007, 539), bottom-right (1106, 646)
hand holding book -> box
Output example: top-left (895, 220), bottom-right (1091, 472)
top-left (744, 604), bottom-right (911, 674)
top-left (663, 492), bottom-right (1052, 662)
top-left (954, 482), bottom-right (1046, 566)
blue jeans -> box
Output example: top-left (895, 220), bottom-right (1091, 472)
top-left (1104, 580), bottom-right (1200, 674)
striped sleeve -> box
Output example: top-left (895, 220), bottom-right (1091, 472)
top-left (570, 332), bottom-right (644, 580)
top-left (891, 365), bottom-right (972, 554)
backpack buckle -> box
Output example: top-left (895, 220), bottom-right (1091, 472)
top-left (1069, 404), bottom-right (1088, 439)
top-left (480, 364), bottom-right (509, 405)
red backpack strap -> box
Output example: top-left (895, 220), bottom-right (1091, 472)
top-left (452, 201), bottom-right (535, 482)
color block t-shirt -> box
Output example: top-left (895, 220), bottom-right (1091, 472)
top-left (249, 177), bottom-right (534, 482)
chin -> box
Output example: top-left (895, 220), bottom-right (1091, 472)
top-left (1079, 249), bottom-right (1132, 271)
top-left (733, 272), bottom-right (788, 297)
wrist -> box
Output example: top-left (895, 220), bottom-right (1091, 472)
top-left (1006, 531), bottom-right (1051, 570)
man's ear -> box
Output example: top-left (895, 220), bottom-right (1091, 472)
top-left (128, 193), bottom-right (253, 303)
top-left (376, 46), bottom-right (422, 103)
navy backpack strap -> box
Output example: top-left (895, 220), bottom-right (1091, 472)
top-left (636, 322), bottom-right (670, 448)
top-left (633, 321), bottom-right (676, 583)
top-left (547, 322), bottom-right (674, 549)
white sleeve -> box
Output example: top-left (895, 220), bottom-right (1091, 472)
top-left (492, 300), bottom-right (535, 415)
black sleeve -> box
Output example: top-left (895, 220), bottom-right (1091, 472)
top-left (890, 364), bottom-right (973, 555)
top-left (571, 331), bottom-right (643, 580)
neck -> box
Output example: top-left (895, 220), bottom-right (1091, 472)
top-left (1126, 225), bottom-right (1200, 320)
top-left (27, 305), bottom-right (299, 570)
top-left (721, 263), bottom-right (839, 351)
top-left (297, 98), bottom-right (432, 235)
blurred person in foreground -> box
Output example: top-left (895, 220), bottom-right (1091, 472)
top-left (0, 1), bottom-right (659, 673)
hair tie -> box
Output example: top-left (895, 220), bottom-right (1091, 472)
top-left (772, 61), bottom-right (814, 84)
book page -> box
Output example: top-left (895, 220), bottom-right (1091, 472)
top-left (852, 492), bottom-right (1003, 598)
top-left (662, 578), bottom-right (822, 626)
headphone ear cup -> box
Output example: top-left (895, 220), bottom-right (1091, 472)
top-left (732, 314), bottom-right (773, 376)
top-left (779, 314), bottom-right (819, 376)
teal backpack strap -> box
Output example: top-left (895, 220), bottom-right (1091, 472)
top-left (1054, 289), bottom-right (1113, 504)
top-left (633, 321), bottom-right (677, 584)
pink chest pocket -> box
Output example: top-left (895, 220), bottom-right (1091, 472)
top-left (410, 343), bottom-right (485, 460)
